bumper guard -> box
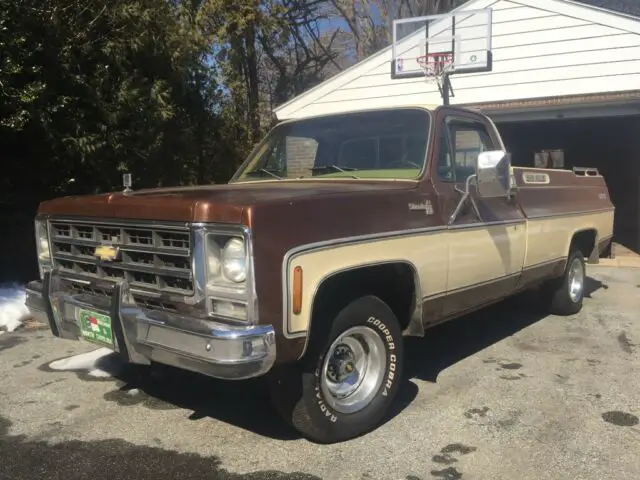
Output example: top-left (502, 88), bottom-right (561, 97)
top-left (25, 270), bottom-right (276, 380)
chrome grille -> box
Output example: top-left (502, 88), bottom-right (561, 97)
top-left (49, 220), bottom-right (194, 295)
top-left (71, 283), bottom-right (180, 312)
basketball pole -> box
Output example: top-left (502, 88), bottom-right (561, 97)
top-left (441, 73), bottom-right (453, 106)
top-left (442, 74), bottom-right (450, 106)
top-left (446, 16), bottom-right (455, 106)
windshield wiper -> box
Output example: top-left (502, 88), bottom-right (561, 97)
top-left (310, 164), bottom-right (359, 178)
top-left (245, 168), bottom-right (283, 179)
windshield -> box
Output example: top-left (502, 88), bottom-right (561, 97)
top-left (230, 108), bottom-right (431, 182)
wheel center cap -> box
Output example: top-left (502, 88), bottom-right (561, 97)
top-left (327, 344), bottom-right (356, 382)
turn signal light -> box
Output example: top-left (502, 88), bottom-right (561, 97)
top-left (292, 266), bottom-right (303, 315)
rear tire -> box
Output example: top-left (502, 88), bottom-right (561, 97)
top-left (269, 295), bottom-right (403, 444)
top-left (541, 248), bottom-right (586, 316)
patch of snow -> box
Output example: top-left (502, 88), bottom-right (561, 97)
top-left (48, 348), bottom-right (117, 379)
top-left (88, 368), bottom-right (112, 378)
top-left (0, 283), bottom-right (30, 332)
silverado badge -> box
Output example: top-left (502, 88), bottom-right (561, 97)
top-left (94, 245), bottom-right (120, 262)
top-left (408, 200), bottom-right (434, 215)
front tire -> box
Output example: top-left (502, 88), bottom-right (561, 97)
top-left (541, 248), bottom-right (586, 315)
top-left (270, 295), bottom-right (404, 444)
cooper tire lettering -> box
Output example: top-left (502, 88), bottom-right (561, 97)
top-left (367, 316), bottom-right (394, 346)
top-left (368, 315), bottom-right (398, 396)
top-left (383, 353), bottom-right (397, 394)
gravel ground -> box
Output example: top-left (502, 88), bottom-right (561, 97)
top-left (0, 265), bottom-right (639, 480)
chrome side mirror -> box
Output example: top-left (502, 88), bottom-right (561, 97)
top-left (448, 150), bottom-right (514, 225)
top-left (476, 150), bottom-right (512, 198)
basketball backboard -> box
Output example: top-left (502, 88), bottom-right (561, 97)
top-left (391, 8), bottom-right (493, 82)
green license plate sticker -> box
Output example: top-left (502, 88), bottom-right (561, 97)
top-left (78, 309), bottom-right (114, 347)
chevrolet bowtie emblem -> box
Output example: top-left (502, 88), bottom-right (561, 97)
top-left (94, 245), bottom-right (120, 262)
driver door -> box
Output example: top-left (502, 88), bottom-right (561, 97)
top-left (432, 109), bottom-right (527, 318)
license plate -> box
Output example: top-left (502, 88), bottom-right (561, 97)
top-left (78, 309), bottom-right (114, 347)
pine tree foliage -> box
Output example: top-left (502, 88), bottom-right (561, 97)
top-left (1, 0), bottom-right (468, 208)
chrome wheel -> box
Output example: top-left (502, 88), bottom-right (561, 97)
top-left (320, 325), bottom-right (387, 414)
top-left (568, 257), bottom-right (585, 303)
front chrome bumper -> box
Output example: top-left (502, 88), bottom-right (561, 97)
top-left (25, 270), bottom-right (276, 380)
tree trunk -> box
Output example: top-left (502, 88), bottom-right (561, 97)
top-left (245, 22), bottom-right (261, 144)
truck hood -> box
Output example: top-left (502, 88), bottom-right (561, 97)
top-left (38, 180), bottom-right (416, 223)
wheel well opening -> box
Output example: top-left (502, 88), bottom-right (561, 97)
top-left (310, 263), bottom-right (417, 336)
top-left (571, 229), bottom-right (597, 258)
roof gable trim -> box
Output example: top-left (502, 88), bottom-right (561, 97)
top-left (524, 0), bottom-right (640, 33)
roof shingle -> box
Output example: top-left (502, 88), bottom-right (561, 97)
top-left (574, 0), bottom-right (640, 18)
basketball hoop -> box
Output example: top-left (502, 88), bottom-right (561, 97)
top-left (391, 9), bottom-right (492, 105)
top-left (416, 52), bottom-right (454, 86)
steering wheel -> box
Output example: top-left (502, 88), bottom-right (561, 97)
top-left (384, 151), bottom-right (421, 169)
top-left (386, 158), bottom-right (421, 169)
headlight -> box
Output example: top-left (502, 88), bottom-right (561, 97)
top-left (35, 219), bottom-right (52, 278)
top-left (35, 220), bottom-right (50, 261)
top-left (222, 238), bottom-right (246, 283)
top-left (202, 230), bottom-right (254, 324)
top-left (205, 235), bottom-right (247, 286)
top-left (206, 236), bottom-right (222, 279)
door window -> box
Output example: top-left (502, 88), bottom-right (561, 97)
top-left (436, 116), bottom-right (495, 183)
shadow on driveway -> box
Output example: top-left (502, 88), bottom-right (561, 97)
top-left (36, 277), bottom-right (607, 442)
top-left (0, 416), bottom-right (321, 480)
top-left (403, 277), bottom-right (605, 384)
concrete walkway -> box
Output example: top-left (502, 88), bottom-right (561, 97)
top-left (595, 257), bottom-right (640, 268)
top-left (595, 243), bottom-right (640, 268)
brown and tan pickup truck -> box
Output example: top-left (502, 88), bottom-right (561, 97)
top-left (26, 105), bottom-right (614, 443)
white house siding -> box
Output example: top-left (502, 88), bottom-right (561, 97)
top-left (274, 0), bottom-right (640, 120)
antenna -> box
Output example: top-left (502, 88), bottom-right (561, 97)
top-left (122, 173), bottom-right (133, 194)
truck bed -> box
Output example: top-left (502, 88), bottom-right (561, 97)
top-left (512, 166), bottom-right (612, 219)
top-left (512, 166), bottom-right (614, 269)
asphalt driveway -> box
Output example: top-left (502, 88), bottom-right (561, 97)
top-left (0, 265), bottom-right (638, 480)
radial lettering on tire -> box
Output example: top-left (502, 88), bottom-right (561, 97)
top-left (314, 365), bottom-right (338, 423)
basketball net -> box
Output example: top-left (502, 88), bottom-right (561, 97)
top-left (416, 52), bottom-right (454, 90)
